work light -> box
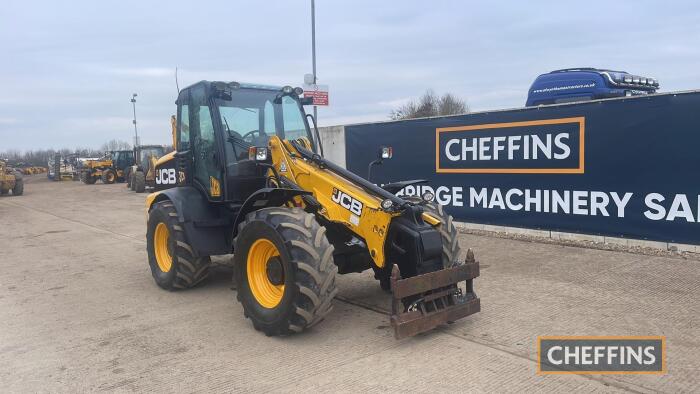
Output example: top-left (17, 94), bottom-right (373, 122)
top-left (282, 86), bottom-right (294, 94)
top-left (248, 147), bottom-right (268, 161)
top-left (381, 199), bottom-right (394, 211)
top-left (381, 146), bottom-right (393, 159)
top-left (421, 191), bottom-right (435, 202)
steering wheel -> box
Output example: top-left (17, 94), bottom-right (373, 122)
top-left (242, 130), bottom-right (262, 141)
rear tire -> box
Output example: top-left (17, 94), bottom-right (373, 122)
top-left (81, 171), bottom-right (97, 184)
top-left (101, 169), bottom-right (116, 184)
top-left (125, 169), bottom-right (132, 188)
top-left (234, 207), bottom-right (337, 336)
top-left (12, 175), bottom-right (23, 196)
top-left (133, 171), bottom-right (146, 193)
top-left (147, 201), bottom-right (211, 290)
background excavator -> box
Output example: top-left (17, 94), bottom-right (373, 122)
top-left (126, 145), bottom-right (168, 193)
top-left (0, 160), bottom-right (23, 196)
top-left (144, 81), bottom-right (480, 339)
top-left (79, 150), bottom-right (134, 184)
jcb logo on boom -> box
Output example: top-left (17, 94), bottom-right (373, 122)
top-left (332, 188), bottom-right (363, 216)
top-left (156, 168), bottom-right (177, 185)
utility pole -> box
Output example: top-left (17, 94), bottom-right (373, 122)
top-left (311, 0), bottom-right (317, 122)
top-left (131, 93), bottom-right (139, 148)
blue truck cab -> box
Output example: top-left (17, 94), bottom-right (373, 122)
top-left (526, 68), bottom-right (659, 106)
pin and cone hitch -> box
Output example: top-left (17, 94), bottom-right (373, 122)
top-left (389, 248), bottom-right (481, 339)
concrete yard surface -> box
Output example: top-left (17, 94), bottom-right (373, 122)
top-left (0, 177), bottom-right (698, 393)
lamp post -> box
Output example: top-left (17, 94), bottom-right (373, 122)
top-left (311, 0), bottom-right (317, 122)
top-left (131, 93), bottom-right (139, 148)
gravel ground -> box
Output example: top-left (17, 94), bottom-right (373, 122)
top-left (0, 176), bottom-right (697, 393)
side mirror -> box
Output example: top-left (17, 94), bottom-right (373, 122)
top-left (300, 96), bottom-right (314, 105)
top-left (367, 146), bottom-right (393, 182)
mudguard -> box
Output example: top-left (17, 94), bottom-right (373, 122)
top-left (147, 187), bottom-right (311, 257)
top-left (231, 187), bottom-right (312, 235)
top-left (147, 186), bottom-right (233, 256)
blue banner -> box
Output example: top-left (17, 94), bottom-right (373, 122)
top-left (344, 92), bottom-right (700, 244)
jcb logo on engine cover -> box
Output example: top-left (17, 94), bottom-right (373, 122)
top-left (156, 168), bottom-right (177, 185)
top-left (332, 188), bottom-right (363, 216)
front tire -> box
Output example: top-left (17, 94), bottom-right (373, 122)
top-left (422, 202), bottom-right (462, 267)
top-left (234, 207), bottom-right (338, 336)
top-left (133, 171), bottom-right (146, 193)
top-left (147, 201), bottom-right (211, 290)
top-left (376, 201), bottom-right (462, 291)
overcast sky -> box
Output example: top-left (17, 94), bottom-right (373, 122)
top-left (2, 0), bottom-right (699, 151)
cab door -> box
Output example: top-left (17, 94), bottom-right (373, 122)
top-left (190, 84), bottom-right (224, 200)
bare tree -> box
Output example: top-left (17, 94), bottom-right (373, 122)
top-left (390, 90), bottom-right (469, 120)
top-left (0, 146), bottom-right (105, 167)
top-left (100, 139), bottom-right (131, 152)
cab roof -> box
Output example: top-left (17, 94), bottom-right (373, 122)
top-left (182, 80), bottom-right (283, 92)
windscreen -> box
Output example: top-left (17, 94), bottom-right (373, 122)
top-left (216, 89), bottom-right (311, 164)
top-left (140, 147), bottom-right (163, 161)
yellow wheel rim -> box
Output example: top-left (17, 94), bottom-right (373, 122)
top-left (247, 238), bottom-right (285, 308)
top-left (107, 172), bottom-right (115, 182)
top-left (154, 223), bottom-right (172, 273)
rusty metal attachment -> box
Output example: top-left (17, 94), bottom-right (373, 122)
top-left (390, 248), bottom-right (481, 339)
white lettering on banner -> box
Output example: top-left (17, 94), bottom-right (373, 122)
top-left (610, 192), bottom-right (633, 218)
top-left (644, 193), bottom-right (700, 222)
top-left (399, 186), bottom-right (700, 223)
top-left (445, 133), bottom-right (571, 162)
top-left (644, 193), bottom-right (666, 220)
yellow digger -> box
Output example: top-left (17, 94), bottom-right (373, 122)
top-left (0, 160), bottom-right (23, 196)
top-left (144, 81), bottom-right (480, 339)
top-left (80, 150), bottom-right (134, 184)
top-left (126, 145), bottom-right (169, 193)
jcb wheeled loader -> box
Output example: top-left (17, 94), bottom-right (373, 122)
top-left (80, 150), bottom-right (134, 184)
top-left (126, 145), bottom-right (169, 193)
top-left (145, 81), bottom-right (480, 339)
top-left (0, 160), bottom-right (23, 196)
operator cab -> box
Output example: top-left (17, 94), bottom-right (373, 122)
top-left (174, 81), bottom-right (317, 203)
top-left (111, 150), bottom-right (134, 170)
top-left (136, 146), bottom-right (165, 164)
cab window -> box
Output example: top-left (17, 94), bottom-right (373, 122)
top-left (281, 96), bottom-right (308, 141)
top-left (177, 104), bottom-right (190, 151)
